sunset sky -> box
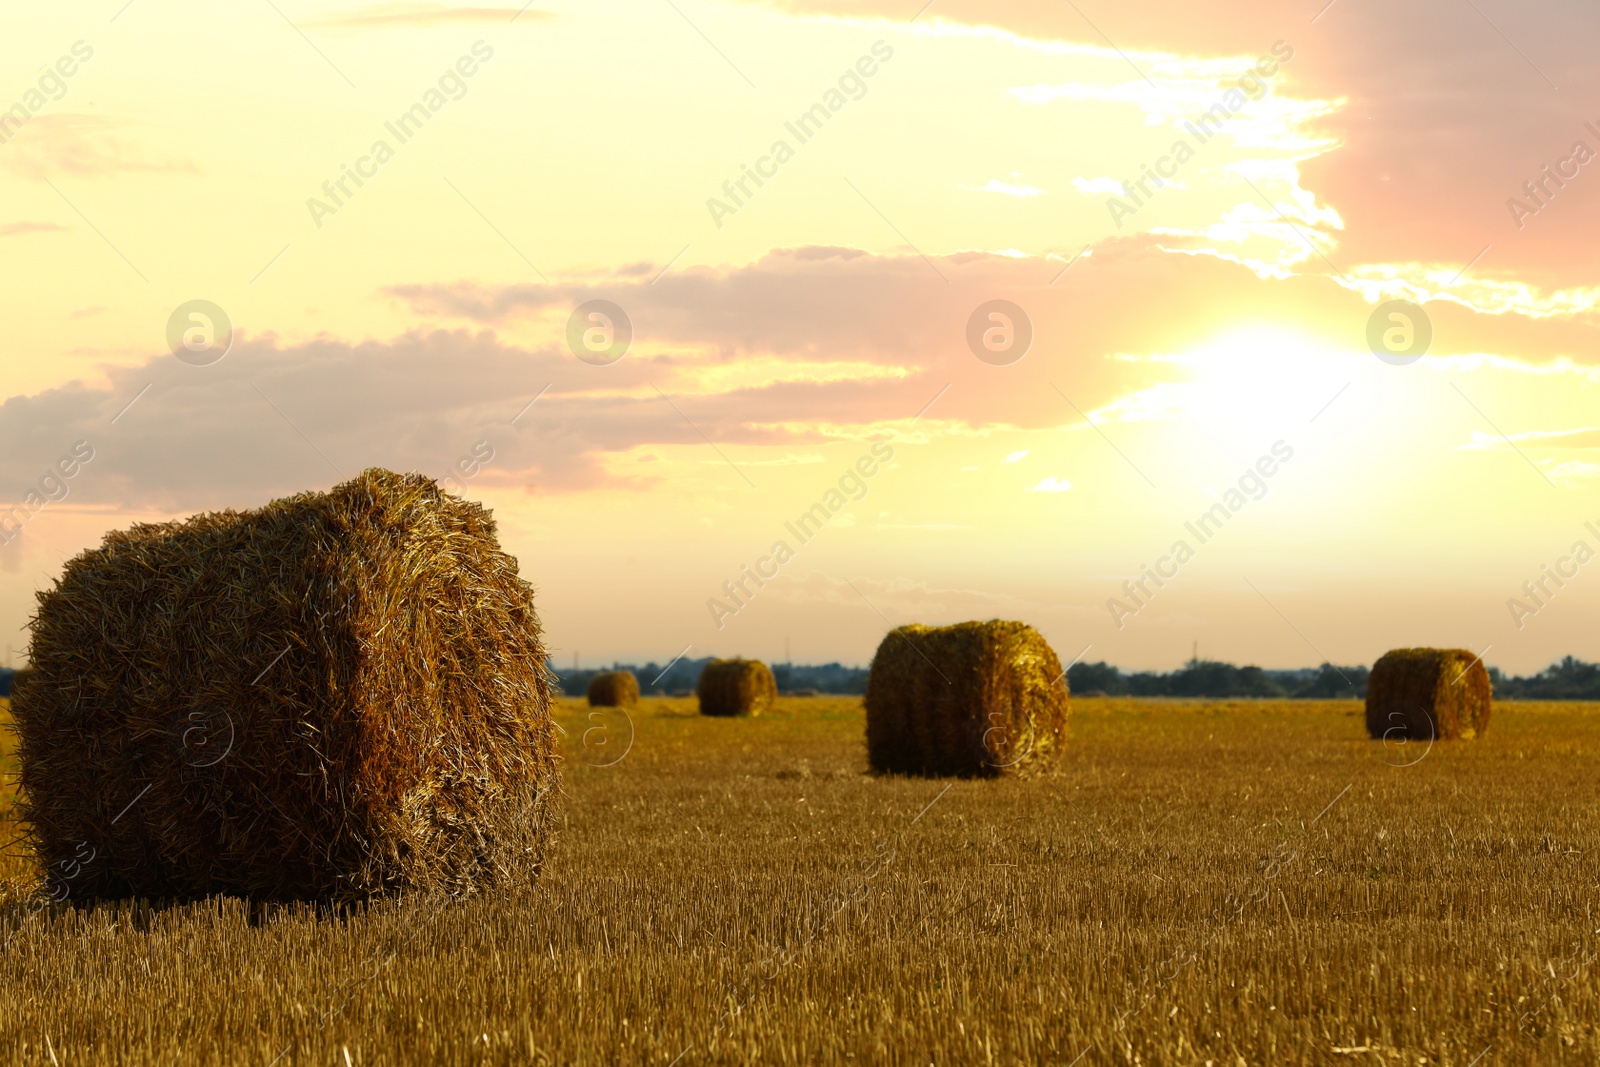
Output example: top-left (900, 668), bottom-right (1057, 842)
top-left (3, 0), bottom-right (1599, 674)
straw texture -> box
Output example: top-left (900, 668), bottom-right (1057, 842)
top-left (1366, 647), bottom-right (1491, 741)
top-left (12, 468), bottom-right (558, 903)
top-left (865, 620), bottom-right (1068, 777)
top-left (697, 659), bottom-right (776, 717)
top-left (587, 671), bottom-right (639, 707)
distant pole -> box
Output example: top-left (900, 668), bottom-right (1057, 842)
top-left (785, 635), bottom-right (791, 665)
top-left (1192, 640), bottom-right (1198, 665)
top-left (574, 650), bottom-right (579, 671)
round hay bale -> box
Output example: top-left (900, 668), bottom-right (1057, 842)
top-left (697, 659), bottom-right (776, 717)
top-left (587, 670), bottom-right (639, 707)
top-left (1366, 648), bottom-right (1490, 741)
top-left (865, 619), bottom-right (1068, 777)
top-left (12, 468), bottom-right (558, 903)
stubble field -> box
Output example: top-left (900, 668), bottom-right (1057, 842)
top-left (1, 694), bottom-right (1597, 1065)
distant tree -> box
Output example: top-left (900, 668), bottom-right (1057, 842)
top-left (1495, 656), bottom-right (1600, 700)
top-left (773, 662), bottom-right (870, 694)
top-left (1064, 661), bottom-right (1122, 695)
top-left (1176, 661), bottom-right (1282, 697)
top-left (1290, 663), bottom-right (1367, 699)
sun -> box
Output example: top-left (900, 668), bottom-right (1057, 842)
top-left (1175, 324), bottom-right (1356, 429)
top-left (1093, 324), bottom-right (1356, 438)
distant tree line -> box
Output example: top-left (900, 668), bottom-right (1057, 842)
top-left (770, 662), bottom-right (873, 694)
top-left (1067, 660), bottom-right (1369, 699)
top-left (3, 656), bottom-right (1596, 703)
top-left (549, 659), bottom-right (710, 699)
top-left (1488, 656), bottom-right (1600, 700)
top-left (1070, 656), bottom-right (1600, 700)
top-left (548, 656), bottom-right (1600, 701)
top-left (548, 658), bottom-right (1369, 699)
top-left (547, 659), bottom-right (871, 698)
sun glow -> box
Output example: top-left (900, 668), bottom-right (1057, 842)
top-left (1098, 325), bottom-right (1356, 433)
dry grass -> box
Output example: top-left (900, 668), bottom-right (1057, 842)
top-left (3, 693), bottom-right (1599, 1065)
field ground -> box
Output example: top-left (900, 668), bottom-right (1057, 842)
top-left (2, 694), bottom-right (1599, 1065)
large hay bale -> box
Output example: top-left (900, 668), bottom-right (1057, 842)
top-left (1365, 648), bottom-right (1490, 740)
top-left (697, 659), bottom-right (776, 717)
top-left (587, 670), bottom-right (639, 707)
top-left (865, 619), bottom-right (1068, 777)
top-left (12, 468), bottom-right (558, 903)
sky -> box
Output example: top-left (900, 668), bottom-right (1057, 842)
top-left (2, 0), bottom-right (1599, 674)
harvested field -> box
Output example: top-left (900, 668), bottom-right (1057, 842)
top-left (3, 694), bottom-right (1600, 1065)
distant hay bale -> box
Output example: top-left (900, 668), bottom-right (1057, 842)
top-left (587, 670), bottom-right (639, 707)
top-left (12, 468), bottom-right (558, 903)
top-left (697, 659), bottom-right (776, 717)
top-left (1366, 648), bottom-right (1491, 741)
top-left (865, 620), bottom-right (1068, 777)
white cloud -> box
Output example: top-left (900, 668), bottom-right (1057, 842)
top-left (1004, 449), bottom-right (1029, 463)
top-left (965, 179), bottom-right (1044, 197)
top-left (1549, 461), bottom-right (1600, 482)
top-left (1027, 476), bottom-right (1073, 493)
top-left (1458, 426), bottom-right (1600, 451)
top-left (1072, 177), bottom-right (1126, 195)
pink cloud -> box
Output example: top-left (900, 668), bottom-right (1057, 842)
top-left (753, 0), bottom-right (1600, 289)
top-left (0, 114), bottom-right (199, 181)
top-left (0, 222), bottom-right (66, 237)
top-left (4, 242), bottom-right (1598, 514)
